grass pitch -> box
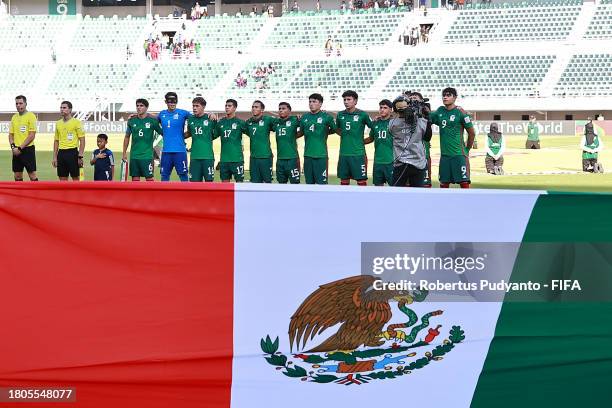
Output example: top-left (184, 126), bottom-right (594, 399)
top-left (1, 133), bottom-right (610, 192)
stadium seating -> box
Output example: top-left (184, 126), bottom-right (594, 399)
top-left (140, 62), bottom-right (230, 95)
top-left (0, 65), bottom-right (43, 93)
top-left (553, 54), bottom-right (612, 97)
top-left (47, 64), bottom-right (139, 98)
top-left (71, 16), bottom-right (147, 50)
top-left (264, 13), bottom-right (343, 48)
top-left (465, 0), bottom-right (582, 9)
top-left (335, 11), bottom-right (409, 47)
top-left (384, 55), bottom-right (555, 97)
top-left (287, 59), bottom-right (391, 96)
top-left (192, 15), bottom-right (266, 50)
top-left (583, 4), bottom-right (612, 39)
top-left (445, 4), bottom-right (581, 43)
top-left (230, 61), bottom-right (304, 96)
top-left (0, 15), bottom-right (67, 50)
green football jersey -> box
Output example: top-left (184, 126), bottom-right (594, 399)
top-left (245, 115), bottom-right (275, 159)
top-left (216, 117), bottom-right (246, 163)
top-left (487, 136), bottom-right (503, 156)
top-left (430, 106), bottom-right (474, 156)
top-left (274, 116), bottom-right (300, 160)
top-left (583, 135), bottom-right (600, 159)
top-left (527, 122), bottom-right (540, 141)
top-left (369, 119), bottom-right (392, 165)
top-left (300, 111), bottom-right (336, 158)
top-left (336, 109), bottom-right (373, 156)
top-left (126, 117), bottom-right (163, 159)
top-left (188, 114), bottom-right (218, 160)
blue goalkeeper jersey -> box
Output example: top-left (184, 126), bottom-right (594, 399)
top-left (158, 109), bottom-right (191, 153)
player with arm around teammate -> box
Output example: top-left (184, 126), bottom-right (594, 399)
top-left (275, 102), bottom-right (302, 184)
top-left (245, 100), bottom-right (275, 183)
top-left (335, 90), bottom-right (373, 186)
top-left (428, 87), bottom-right (475, 188)
top-left (363, 99), bottom-right (393, 186)
top-left (185, 97), bottom-right (218, 182)
top-left (216, 99), bottom-right (247, 182)
top-left (123, 98), bottom-right (163, 181)
top-left (157, 92), bottom-right (191, 181)
top-left (299, 93), bottom-right (336, 185)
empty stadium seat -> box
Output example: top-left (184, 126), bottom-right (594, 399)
top-left (71, 16), bottom-right (147, 50)
top-left (445, 4), bottom-right (581, 43)
top-left (583, 4), bottom-right (612, 39)
top-left (384, 55), bottom-right (555, 98)
top-left (140, 62), bottom-right (230, 95)
top-left (192, 15), bottom-right (265, 50)
top-left (554, 54), bottom-right (612, 96)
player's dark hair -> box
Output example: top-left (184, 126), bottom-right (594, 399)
top-left (309, 93), bottom-right (324, 103)
top-left (15, 95), bottom-right (27, 103)
top-left (253, 100), bottom-right (265, 110)
top-left (97, 133), bottom-right (108, 141)
top-left (379, 99), bottom-right (393, 108)
top-left (192, 97), bottom-right (207, 106)
top-left (442, 87), bottom-right (457, 97)
top-left (136, 98), bottom-right (149, 107)
top-left (61, 101), bottom-right (73, 109)
top-left (226, 99), bottom-right (238, 108)
top-left (165, 92), bottom-right (178, 101)
top-left (342, 90), bottom-right (358, 100)
top-left (279, 102), bottom-right (292, 111)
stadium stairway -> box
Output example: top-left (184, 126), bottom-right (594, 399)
top-left (568, 2), bottom-right (597, 42)
top-left (539, 51), bottom-right (573, 97)
top-left (366, 57), bottom-right (409, 100)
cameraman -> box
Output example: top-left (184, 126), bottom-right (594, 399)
top-left (389, 94), bottom-right (432, 187)
top-left (407, 91), bottom-right (432, 187)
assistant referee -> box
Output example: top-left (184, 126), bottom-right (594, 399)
top-left (52, 101), bottom-right (85, 181)
top-left (8, 95), bottom-right (38, 181)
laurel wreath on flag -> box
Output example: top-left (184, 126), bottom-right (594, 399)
top-left (261, 326), bottom-right (465, 385)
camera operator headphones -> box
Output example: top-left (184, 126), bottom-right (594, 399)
top-left (392, 95), bottom-right (410, 113)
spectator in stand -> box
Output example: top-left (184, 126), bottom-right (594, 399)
top-left (336, 41), bottom-right (343, 56)
top-left (195, 41), bottom-right (201, 58)
top-left (341, 0), bottom-right (347, 11)
top-left (411, 27), bottom-right (419, 46)
top-left (195, 2), bottom-right (202, 18)
top-left (374, 0), bottom-right (380, 9)
top-left (398, 0), bottom-right (404, 7)
top-left (292, 0), bottom-right (299, 11)
top-left (403, 26), bottom-right (409, 45)
top-left (596, 114), bottom-right (604, 120)
top-left (268, 4), bottom-right (274, 16)
top-left (144, 40), bottom-right (149, 60)
top-left (324, 37), bottom-right (333, 57)
top-left (457, 0), bottom-right (464, 9)
top-left (236, 7), bottom-right (243, 16)
top-left (316, 0), bottom-right (321, 11)
top-left (173, 7), bottom-right (180, 17)
top-left (384, 0), bottom-right (390, 8)
top-left (349, 0), bottom-right (354, 10)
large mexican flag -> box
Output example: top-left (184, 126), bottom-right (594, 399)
top-left (0, 183), bottom-right (610, 407)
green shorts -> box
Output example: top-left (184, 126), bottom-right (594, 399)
top-left (129, 158), bottom-right (154, 178)
top-left (338, 155), bottom-right (367, 181)
top-left (303, 156), bottom-right (328, 185)
top-left (190, 158), bottom-right (215, 182)
top-left (276, 157), bottom-right (300, 184)
top-left (439, 155), bottom-right (470, 184)
top-left (373, 163), bottom-right (393, 186)
top-left (249, 157), bottom-right (273, 183)
top-left (220, 161), bottom-right (244, 182)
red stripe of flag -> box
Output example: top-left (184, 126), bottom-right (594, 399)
top-left (0, 182), bottom-right (234, 408)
